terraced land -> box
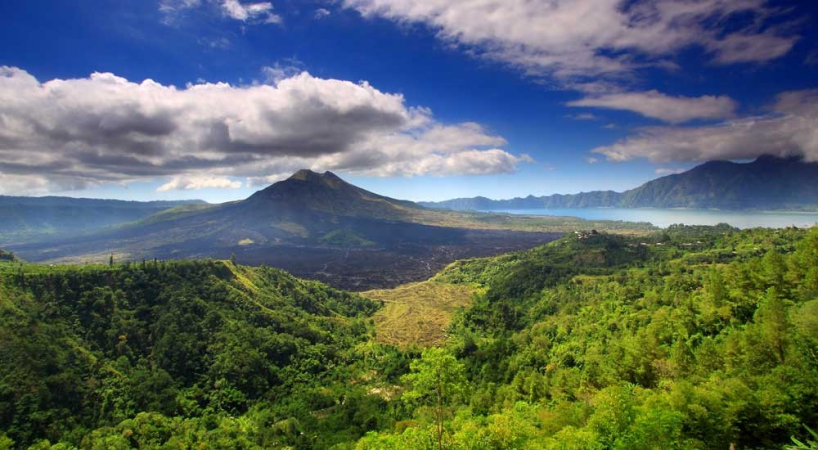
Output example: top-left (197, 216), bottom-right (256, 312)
top-left (364, 280), bottom-right (479, 347)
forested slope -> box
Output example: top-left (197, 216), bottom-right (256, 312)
top-left (0, 260), bottom-right (402, 449)
top-left (2, 226), bottom-right (817, 449)
top-left (360, 225), bottom-right (818, 449)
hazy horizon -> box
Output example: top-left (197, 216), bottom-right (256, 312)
top-left (2, 1), bottom-right (817, 203)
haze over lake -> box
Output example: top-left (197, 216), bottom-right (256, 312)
top-left (483, 208), bottom-right (818, 229)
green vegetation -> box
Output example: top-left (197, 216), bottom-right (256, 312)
top-left (0, 249), bottom-right (16, 262)
top-left (0, 260), bottom-right (395, 449)
top-left (10, 170), bottom-right (653, 268)
top-left (421, 211), bottom-right (653, 234)
top-left (321, 230), bottom-right (376, 248)
top-left (401, 348), bottom-right (467, 450)
top-left (359, 225), bottom-right (818, 448)
top-left (2, 224), bottom-right (817, 449)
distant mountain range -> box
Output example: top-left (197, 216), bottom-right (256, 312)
top-left (0, 196), bottom-right (205, 244)
top-left (10, 170), bottom-right (579, 289)
top-left (420, 155), bottom-right (818, 212)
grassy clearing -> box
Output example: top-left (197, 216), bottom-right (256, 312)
top-left (364, 280), bottom-right (478, 348)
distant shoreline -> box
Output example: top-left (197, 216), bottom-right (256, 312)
top-left (470, 206), bottom-right (818, 215)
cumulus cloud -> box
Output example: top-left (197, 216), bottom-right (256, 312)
top-left (568, 90), bottom-right (738, 123)
top-left (221, 0), bottom-right (281, 23)
top-left (314, 8), bottom-right (331, 19)
top-left (590, 89), bottom-right (818, 163)
top-left (160, 0), bottom-right (281, 25)
top-left (157, 175), bottom-right (242, 191)
top-left (0, 66), bottom-right (530, 194)
top-left (342, 0), bottom-right (798, 83)
top-left (0, 172), bottom-right (53, 196)
top-left (261, 60), bottom-right (306, 84)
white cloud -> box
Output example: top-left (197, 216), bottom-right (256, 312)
top-left (315, 8), bottom-right (331, 19)
top-left (261, 60), bottom-right (305, 85)
top-left (221, 0), bottom-right (281, 23)
top-left (591, 89), bottom-right (818, 163)
top-left (157, 175), bottom-right (242, 191)
top-left (565, 113), bottom-right (598, 121)
top-left (159, 0), bottom-right (202, 14)
top-left (0, 172), bottom-right (52, 196)
top-left (342, 0), bottom-right (798, 84)
top-left (568, 90), bottom-right (738, 123)
top-left (246, 172), bottom-right (291, 187)
top-left (585, 156), bottom-right (599, 164)
top-left (655, 168), bottom-right (685, 175)
top-left (707, 29), bottom-right (797, 65)
top-left (0, 66), bottom-right (531, 194)
top-left (160, 0), bottom-right (281, 25)
top-left (199, 37), bottom-right (231, 49)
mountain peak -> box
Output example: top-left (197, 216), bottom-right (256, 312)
top-left (289, 169), bottom-right (322, 180)
top-left (245, 167), bottom-right (421, 219)
top-left (287, 169), bottom-right (344, 186)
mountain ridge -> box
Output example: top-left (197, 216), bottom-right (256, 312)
top-left (420, 155), bottom-right (818, 211)
top-left (245, 169), bottom-right (420, 220)
top-left (0, 195), bottom-right (206, 245)
top-left (10, 170), bottom-right (587, 289)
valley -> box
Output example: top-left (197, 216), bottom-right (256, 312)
top-left (4, 3), bottom-right (818, 448)
top-left (366, 280), bottom-right (478, 348)
top-left (6, 170), bottom-right (651, 290)
top-left (2, 224), bottom-right (816, 449)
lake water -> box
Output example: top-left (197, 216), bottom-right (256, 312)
top-left (483, 208), bottom-right (818, 229)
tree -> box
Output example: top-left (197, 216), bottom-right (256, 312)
top-left (755, 287), bottom-right (790, 363)
top-left (401, 347), bottom-right (467, 450)
top-left (0, 434), bottom-right (14, 450)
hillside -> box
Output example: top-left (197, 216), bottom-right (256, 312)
top-left (422, 155), bottom-right (818, 211)
top-left (8, 170), bottom-right (652, 290)
top-left (0, 259), bottom-right (389, 449)
top-left (0, 196), bottom-right (205, 245)
top-left (0, 248), bottom-right (17, 262)
top-left (358, 225), bottom-right (818, 448)
top-left (4, 226), bottom-right (817, 449)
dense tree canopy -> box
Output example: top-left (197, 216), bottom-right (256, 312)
top-left (1, 225), bottom-right (817, 449)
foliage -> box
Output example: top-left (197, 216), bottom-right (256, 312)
top-left (0, 260), bottom-right (395, 449)
top-left (2, 225), bottom-right (818, 449)
top-left (791, 426), bottom-right (818, 449)
top-left (321, 230), bottom-right (376, 248)
top-left (401, 348), bottom-right (467, 449)
top-left (359, 226), bottom-right (818, 449)
top-left (0, 250), bottom-right (16, 262)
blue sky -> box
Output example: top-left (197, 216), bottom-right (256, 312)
top-left (1, 0), bottom-right (817, 202)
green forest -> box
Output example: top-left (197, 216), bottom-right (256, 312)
top-left (1, 224), bottom-right (817, 449)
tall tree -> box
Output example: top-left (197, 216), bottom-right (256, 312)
top-left (401, 347), bottom-right (467, 450)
